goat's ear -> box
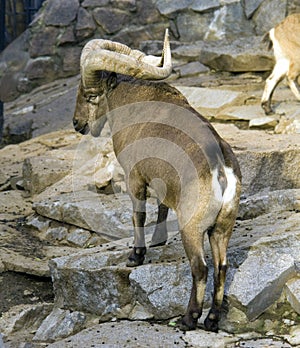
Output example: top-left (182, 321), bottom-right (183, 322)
top-left (107, 72), bottom-right (118, 92)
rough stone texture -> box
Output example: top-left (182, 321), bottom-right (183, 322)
top-left (29, 26), bottom-right (59, 58)
top-left (129, 262), bottom-right (192, 319)
top-left (0, 0), bottom-right (294, 102)
top-left (46, 320), bottom-right (188, 348)
top-left (33, 308), bottom-right (86, 342)
top-left (23, 156), bottom-right (72, 195)
top-left (0, 303), bottom-right (53, 336)
top-left (238, 189), bottom-right (300, 220)
top-left (75, 7), bottom-right (96, 40)
top-left (198, 37), bottom-right (274, 72)
top-left (33, 191), bottom-right (134, 239)
top-left (229, 247), bottom-right (297, 320)
top-left (0, 190), bottom-right (32, 219)
top-left (43, 0), bottom-right (79, 26)
top-left (174, 86), bottom-right (244, 118)
top-left (50, 259), bottom-right (133, 319)
top-left (253, 0), bottom-right (287, 35)
top-left (93, 8), bottom-right (130, 34)
top-left (285, 278), bottom-right (300, 315)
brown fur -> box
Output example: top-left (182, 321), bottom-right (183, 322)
top-left (73, 73), bottom-right (241, 331)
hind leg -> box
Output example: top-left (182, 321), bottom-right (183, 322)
top-left (150, 202), bottom-right (169, 247)
top-left (204, 197), bottom-right (240, 332)
top-left (180, 220), bottom-right (208, 330)
top-left (287, 75), bottom-right (300, 101)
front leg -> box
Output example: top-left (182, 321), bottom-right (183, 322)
top-left (126, 183), bottom-right (147, 267)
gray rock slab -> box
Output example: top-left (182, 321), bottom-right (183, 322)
top-left (0, 221), bottom-right (84, 276)
top-left (198, 37), bottom-right (274, 72)
top-left (174, 61), bottom-right (210, 78)
top-left (0, 303), bottom-right (53, 336)
top-left (46, 320), bottom-right (187, 348)
top-left (229, 246), bottom-right (297, 320)
top-left (33, 191), bottom-right (178, 240)
top-left (216, 104), bottom-right (263, 121)
top-left (285, 278), bottom-right (300, 315)
top-left (33, 190), bottom-right (133, 240)
top-left (129, 262), bottom-right (192, 319)
top-left (23, 156), bottom-right (72, 195)
top-left (33, 308), bottom-right (86, 342)
top-left (238, 189), bottom-right (300, 220)
top-left (49, 233), bottom-right (188, 320)
top-left (0, 190), bottom-right (33, 219)
top-left (175, 86), bottom-right (244, 118)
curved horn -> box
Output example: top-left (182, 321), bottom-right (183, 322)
top-left (81, 29), bottom-right (172, 88)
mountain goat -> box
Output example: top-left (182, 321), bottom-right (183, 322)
top-left (73, 30), bottom-right (242, 331)
top-left (261, 13), bottom-right (300, 114)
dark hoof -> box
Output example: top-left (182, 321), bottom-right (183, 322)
top-left (126, 247), bottom-right (146, 267)
top-left (204, 313), bottom-right (219, 333)
top-left (178, 313), bottom-right (200, 331)
top-left (261, 103), bottom-right (274, 115)
top-left (149, 240), bottom-right (167, 248)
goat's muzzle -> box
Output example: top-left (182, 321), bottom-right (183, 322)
top-left (73, 119), bottom-right (90, 135)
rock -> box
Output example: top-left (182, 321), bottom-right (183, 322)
top-left (59, 46), bottom-right (82, 76)
top-left (33, 308), bottom-right (86, 342)
top-left (93, 8), bottom-right (130, 34)
top-left (66, 228), bottom-right (92, 247)
top-left (237, 338), bottom-right (292, 348)
top-left (0, 303), bottom-right (53, 336)
top-left (46, 320), bottom-right (187, 348)
top-left (33, 191), bottom-right (133, 239)
top-left (75, 7), bottom-right (96, 40)
top-left (285, 278), bottom-right (300, 315)
top-left (244, 0), bottom-right (264, 19)
top-left (29, 27), bottom-right (59, 58)
top-left (238, 189), bottom-right (300, 220)
top-left (33, 190), bottom-right (177, 240)
top-left (46, 226), bottom-right (68, 242)
top-left (3, 118), bottom-right (33, 145)
top-left (44, 0), bottom-right (79, 26)
top-left (129, 262), bottom-right (192, 319)
top-left (204, 1), bottom-right (255, 41)
top-left (191, 0), bottom-right (220, 13)
top-left (23, 156), bottom-right (72, 195)
top-left (213, 124), bottom-right (300, 196)
top-left (249, 116), bottom-right (278, 129)
top-left (0, 32), bottom-right (30, 102)
top-left (199, 37), bottom-right (274, 72)
top-left (253, 0), bottom-right (287, 35)
top-left (216, 105), bottom-right (276, 122)
top-left (229, 246), bottom-right (297, 320)
top-left (174, 61), bottom-right (210, 78)
top-left (0, 190), bottom-right (33, 219)
top-left (50, 258), bottom-right (133, 319)
top-left (284, 325), bottom-right (300, 346)
top-left (174, 86), bottom-right (244, 118)
top-left (184, 329), bottom-right (235, 348)
top-left (156, 0), bottom-right (192, 16)
top-left (176, 11), bottom-right (214, 41)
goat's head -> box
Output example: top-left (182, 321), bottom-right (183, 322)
top-left (73, 29), bottom-right (172, 137)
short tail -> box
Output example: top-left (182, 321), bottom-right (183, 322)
top-left (262, 32), bottom-right (273, 51)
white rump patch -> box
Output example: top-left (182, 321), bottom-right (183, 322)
top-left (211, 166), bottom-right (237, 207)
top-left (211, 168), bottom-right (223, 203)
top-left (222, 166), bottom-right (237, 205)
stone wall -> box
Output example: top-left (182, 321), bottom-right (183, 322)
top-left (0, 0), bottom-right (300, 102)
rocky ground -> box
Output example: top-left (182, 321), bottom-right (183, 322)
top-left (0, 69), bottom-right (300, 347)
